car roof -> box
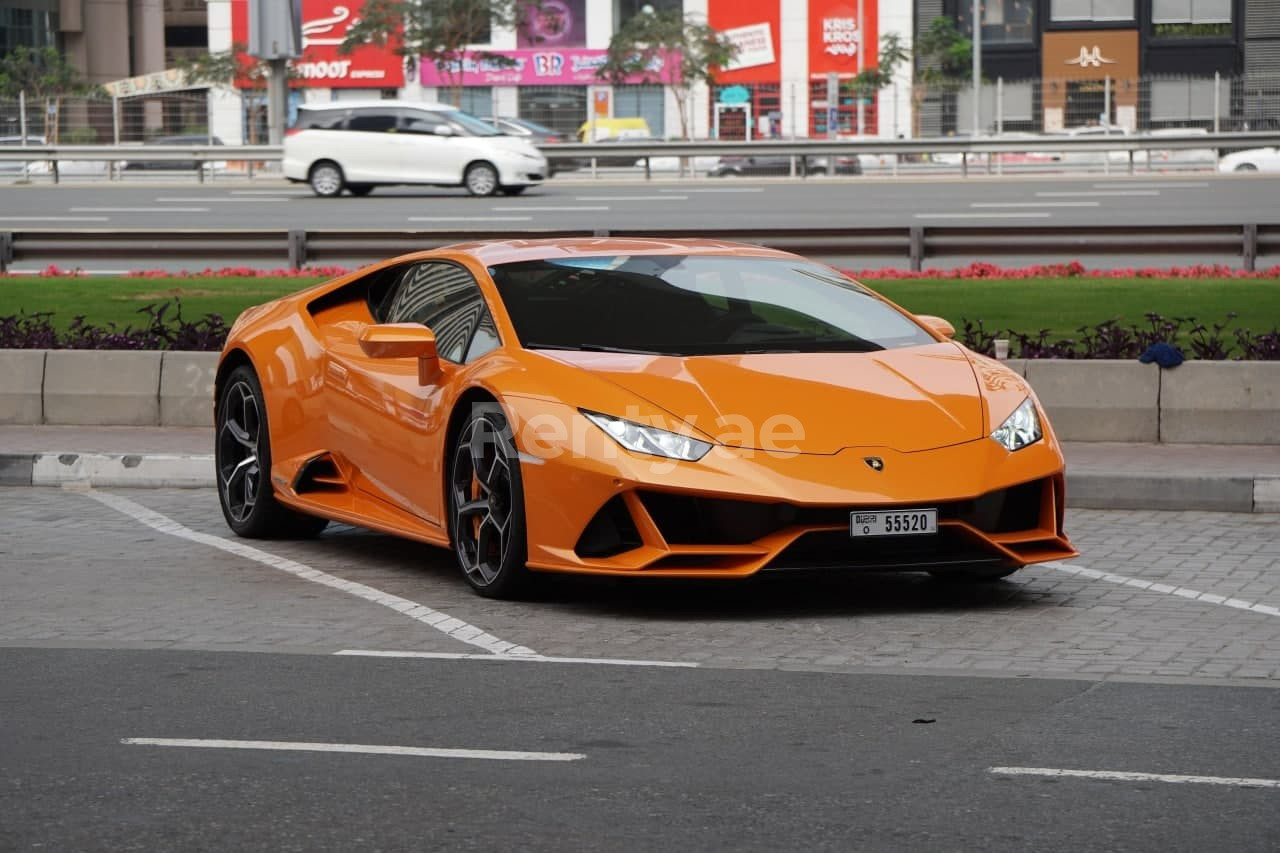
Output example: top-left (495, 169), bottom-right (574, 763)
top-left (299, 99), bottom-right (455, 112)
top-left (422, 237), bottom-right (804, 267)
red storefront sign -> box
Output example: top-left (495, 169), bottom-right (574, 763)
top-left (809, 0), bottom-right (878, 79)
top-left (229, 0), bottom-right (405, 88)
top-left (707, 0), bottom-right (780, 84)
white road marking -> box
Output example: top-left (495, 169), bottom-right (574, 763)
top-left (574, 195), bottom-right (686, 201)
top-left (156, 196), bottom-right (290, 203)
top-left (85, 491), bottom-right (538, 656)
top-left (123, 738), bottom-right (584, 762)
top-left (970, 201), bottom-right (1100, 208)
top-left (1044, 561), bottom-right (1280, 618)
top-left (490, 205), bottom-right (608, 211)
top-left (990, 767), bottom-right (1280, 789)
top-left (1035, 190), bottom-right (1160, 197)
top-left (230, 189), bottom-right (311, 195)
top-left (336, 649), bottom-right (699, 668)
top-left (71, 206), bottom-right (210, 212)
top-left (660, 187), bottom-right (765, 193)
top-left (408, 215), bottom-right (532, 222)
top-left (0, 216), bottom-right (110, 221)
top-left (913, 212), bottom-right (1053, 219)
top-left (1092, 181), bottom-right (1208, 189)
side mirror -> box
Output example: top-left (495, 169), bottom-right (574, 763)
top-left (432, 124), bottom-right (456, 137)
top-left (358, 323), bottom-right (441, 384)
top-left (917, 314), bottom-right (956, 339)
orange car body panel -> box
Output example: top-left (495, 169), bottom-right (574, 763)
top-left (217, 238), bottom-right (1076, 578)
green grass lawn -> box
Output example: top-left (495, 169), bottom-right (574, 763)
top-left (1, 273), bottom-right (1278, 343)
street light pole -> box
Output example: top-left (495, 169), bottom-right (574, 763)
top-left (971, 0), bottom-right (981, 136)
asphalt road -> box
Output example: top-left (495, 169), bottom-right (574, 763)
top-left (3, 486), bottom-right (1279, 850)
top-left (2, 174), bottom-right (1275, 231)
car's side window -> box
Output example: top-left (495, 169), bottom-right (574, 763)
top-left (384, 262), bottom-right (500, 364)
top-left (401, 110), bottom-right (445, 135)
top-left (348, 110), bottom-right (398, 133)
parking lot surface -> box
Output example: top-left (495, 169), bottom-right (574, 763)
top-left (3, 486), bottom-right (1278, 850)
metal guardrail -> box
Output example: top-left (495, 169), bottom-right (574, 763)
top-left (1, 132), bottom-right (1278, 180)
top-left (2, 224), bottom-right (1277, 273)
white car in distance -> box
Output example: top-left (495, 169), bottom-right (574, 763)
top-left (284, 100), bottom-right (548, 197)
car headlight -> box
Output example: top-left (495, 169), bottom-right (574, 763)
top-left (990, 397), bottom-right (1042, 451)
top-left (581, 410), bottom-right (712, 461)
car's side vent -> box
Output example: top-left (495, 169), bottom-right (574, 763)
top-left (293, 454), bottom-right (346, 494)
top-left (575, 495), bottom-right (642, 559)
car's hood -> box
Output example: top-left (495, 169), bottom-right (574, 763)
top-left (539, 342), bottom-right (985, 454)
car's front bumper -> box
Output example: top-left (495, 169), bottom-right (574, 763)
top-left (505, 399), bottom-right (1076, 578)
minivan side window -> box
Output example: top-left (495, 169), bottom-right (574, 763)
top-left (401, 110), bottom-right (447, 135)
top-left (293, 109), bottom-right (348, 131)
top-left (384, 262), bottom-right (500, 364)
top-left (348, 109), bottom-right (398, 133)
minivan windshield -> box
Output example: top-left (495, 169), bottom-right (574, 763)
top-left (489, 255), bottom-right (935, 356)
top-left (443, 110), bottom-right (502, 137)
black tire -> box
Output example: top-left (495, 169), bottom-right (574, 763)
top-left (464, 161), bottom-right (499, 197)
top-left (500, 186), bottom-right (527, 196)
top-left (347, 183), bottom-right (374, 196)
top-left (308, 161), bottom-right (345, 197)
top-left (216, 364), bottom-right (328, 539)
top-left (448, 406), bottom-right (529, 598)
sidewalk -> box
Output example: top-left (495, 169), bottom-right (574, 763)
top-left (0, 425), bottom-right (1276, 512)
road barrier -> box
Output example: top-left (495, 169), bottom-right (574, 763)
top-left (2, 223), bottom-right (1278, 273)
top-left (2, 351), bottom-right (1277, 445)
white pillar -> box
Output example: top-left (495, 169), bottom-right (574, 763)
top-left (878, 0), bottom-right (914, 138)
top-left (779, 0), bottom-right (809, 137)
top-left (204, 1), bottom-right (243, 145)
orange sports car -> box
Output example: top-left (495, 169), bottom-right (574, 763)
top-left (215, 238), bottom-right (1076, 597)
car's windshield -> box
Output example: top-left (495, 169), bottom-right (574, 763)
top-left (489, 255), bottom-right (935, 356)
top-left (442, 109), bottom-right (502, 137)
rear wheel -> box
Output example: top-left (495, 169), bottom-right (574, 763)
top-left (216, 364), bottom-right (328, 539)
top-left (449, 407), bottom-right (529, 598)
top-left (308, 161), bottom-right (344, 197)
top-left (464, 162), bottom-right (499, 197)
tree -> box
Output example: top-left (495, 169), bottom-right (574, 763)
top-left (0, 46), bottom-right (99, 142)
top-left (911, 16), bottom-right (972, 137)
top-left (177, 44), bottom-right (278, 143)
top-left (845, 32), bottom-right (910, 134)
top-left (340, 0), bottom-right (529, 108)
top-left (597, 8), bottom-right (737, 140)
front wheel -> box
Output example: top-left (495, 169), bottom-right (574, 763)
top-left (308, 161), bottom-right (345, 197)
top-left (449, 407), bottom-right (529, 598)
top-left (464, 162), bottom-right (499, 197)
top-left (216, 365), bottom-right (328, 539)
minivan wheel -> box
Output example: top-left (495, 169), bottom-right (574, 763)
top-left (464, 162), bottom-right (499, 197)
top-left (309, 161), bottom-right (345, 197)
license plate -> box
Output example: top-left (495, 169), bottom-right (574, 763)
top-left (850, 509), bottom-right (938, 537)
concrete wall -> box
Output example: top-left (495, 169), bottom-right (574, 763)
top-left (0, 351), bottom-right (1277, 443)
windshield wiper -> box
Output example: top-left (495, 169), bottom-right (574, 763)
top-left (733, 336), bottom-right (885, 353)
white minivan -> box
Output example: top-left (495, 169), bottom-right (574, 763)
top-left (283, 100), bottom-right (548, 197)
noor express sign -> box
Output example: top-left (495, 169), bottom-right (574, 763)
top-left (230, 0), bottom-right (405, 88)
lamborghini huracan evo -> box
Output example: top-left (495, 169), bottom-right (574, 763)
top-left (215, 238), bottom-right (1076, 597)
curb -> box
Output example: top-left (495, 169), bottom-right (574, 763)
top-left (2, 452), bottom-right (1277, 513)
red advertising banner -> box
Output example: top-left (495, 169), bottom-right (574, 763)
top-left (707, 0), bottom-right (780, 84)
top-left (809, 0), bottom-right (878, 79)
top-left (229, 0), bottom-right (405, 88)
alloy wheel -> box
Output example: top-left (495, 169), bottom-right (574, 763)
top-left (217, 379), bottom-right (262, 524)
top-left (465, 163), bottom-right (498, 196)
top-left (450, 415), bottom-right (514, 588)
top-left (310, 163), bottom-right (343, 196)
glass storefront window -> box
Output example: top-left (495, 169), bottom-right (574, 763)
top-left (957, 1), bottom-right (1035, 45)
top-left (517, 86), bottom-right (587, 138)
top-left (613, 85), bottom-right (665, 137)
top-left (1050, 0), bottom-right (1134, 22)
top-left (1152, 0), bottom-right (1231, 36)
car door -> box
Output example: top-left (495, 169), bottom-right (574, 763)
top-left (328, 261), bottom-right (501, 524)
top-left (399, 109), bottom-right (470, 184)
top-left (343, 108), bottom-right (401, 183)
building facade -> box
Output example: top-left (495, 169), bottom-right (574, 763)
top-left (921, 0), bottom-right (1272, 134)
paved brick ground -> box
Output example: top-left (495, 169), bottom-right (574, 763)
top-left (2, 487), bottom-right (1278, 682)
